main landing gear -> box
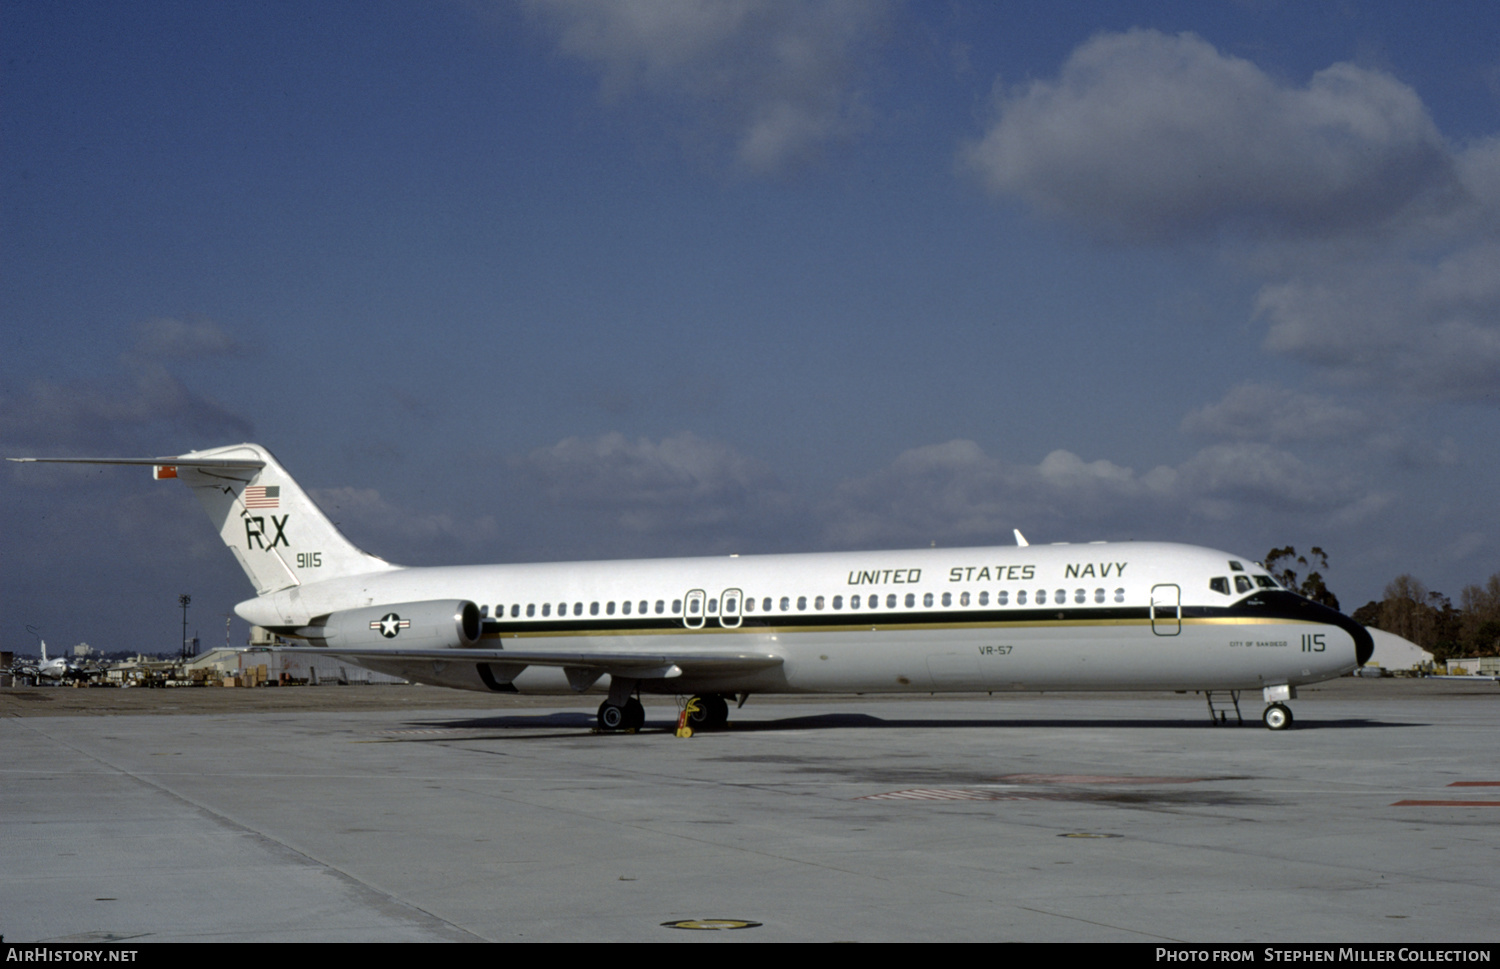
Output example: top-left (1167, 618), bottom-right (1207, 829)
top-left (684, 694), bottom-right (730, 731)
top-left (597, 697), bottom-right (645, 732)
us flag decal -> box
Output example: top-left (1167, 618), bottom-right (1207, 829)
top-left (244, 485), bottom-right (280, 508)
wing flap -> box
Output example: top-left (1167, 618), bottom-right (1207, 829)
top-left (268, 645), bottom-right (783, 679)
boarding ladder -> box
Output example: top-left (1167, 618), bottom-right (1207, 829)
top-left (1203, 690), bottom-right (1243, 726)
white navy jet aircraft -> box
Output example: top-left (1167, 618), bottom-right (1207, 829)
top-left (12, 443), bottom-right (1373, 731)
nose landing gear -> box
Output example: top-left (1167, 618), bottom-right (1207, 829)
top-left (1262, 702), bottom-right (1294, 730)
top-left (1261, 684), bottom-right (1298, 730)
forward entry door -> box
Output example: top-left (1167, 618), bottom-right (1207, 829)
top-left (1151, 584), bottom-right (1181, 636)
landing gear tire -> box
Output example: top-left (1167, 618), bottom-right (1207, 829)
top-left (598, 701), bottom-right (625, 731)
top-left (686, 694), bottom-right (730, 730)
top-left (598, 698), bottom-right (646, 732)
top-left (1263, 703), bottom-right (1293, 731)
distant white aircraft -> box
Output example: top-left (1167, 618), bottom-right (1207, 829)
top-left (13, 443), bottom-right (1372, 730)
top-left (37, 640), bottom-right (74, 680)
top-left (11, 640), bottom-right (78, 682)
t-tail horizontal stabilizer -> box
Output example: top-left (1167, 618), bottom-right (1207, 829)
top-left (8, 443), bottom-right (396, 594)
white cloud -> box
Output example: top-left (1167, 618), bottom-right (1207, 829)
top-left (1256, 236), bottom-right (1500, 400)
top-left (1174, 442), bottom-right (1354, 513)
top-left (129, 317), bottom-right (243, 360)
top-left (307, 486), bottom-right (496, 546)
top-left (1181, 383), bottom-right (1371, 443)
top-left (519, 430), bottom-right (797, 533)
top-left (0, 318), bottom-right (252, 452)
top-left (823, 439), bottom-right (1370, 547)
top-left (964, 29), bottom-right (1450, 243)
top-left (965, 30), bottom-right (1500, 404)
top-left (521, 0), bottom-right (895, 173)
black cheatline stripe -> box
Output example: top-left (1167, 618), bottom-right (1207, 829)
top-left (478, 595), bottom-right (1362, 638)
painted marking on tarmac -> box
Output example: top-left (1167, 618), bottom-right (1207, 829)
top-left (661, 919), bottom-right (762, 930)
top-left (1391, 799), bottom-right (1500, 807)
top-left (994, 774), bottom-right (1207, 784)
top-left (379, 728), bottom-right (496, 736)
top-left (1449, 781), bottom-right (1500, 786)
top-left (860, 788), bottom-right (1051, 802)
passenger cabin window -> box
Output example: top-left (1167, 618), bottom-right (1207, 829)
top-left (1210, 577), bottom-right (1230, 595)
top-left (671, 599), bottom-right (681, 614)
top-left (905, 593), bottom-right (916, 608)
top-left (542, 603), bottom-right (551, 617)
top-left (980, 591), bottom-right (990, 606)
top-left (688, 599), bottom-right (701, 615)
top-left (1016, 590), bottom-right (1026, 605)
top-left (1036, 590), bottom-right (1047, 605)
top-left (942, 592), bottom-right (952, 607)
top-left (832, 596), bottom-right (842, 610)
top-left (886, 594), bottom-right (897, 608)
top-left (924, 592), bottom-right (934, 607)
top-left (797, 596), bottom-right (807, 611)
top-left (1075, 589), bottom-right (1086, 604)
top-left (621, 601), bottom-right (630, 615)
top-left (814, 596), bottom-right (824, 610)
top-left (1114, 588), bottom-right (1125, 602)
top-left (1094, 588), bottom-right (1105, 603)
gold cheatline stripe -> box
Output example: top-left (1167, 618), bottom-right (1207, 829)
top-left (483, 615), bottom-right (1309, 640)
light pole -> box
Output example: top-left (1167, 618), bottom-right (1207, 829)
top-left (179, 594), bottom-right (191, 661)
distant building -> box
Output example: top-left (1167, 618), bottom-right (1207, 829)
top-left (1365, 628), bottom-right (1433, 672)
top-left (1444, 656), bottom-right (1500, 676)
top-left (182, 645), bottom-right (407, 686)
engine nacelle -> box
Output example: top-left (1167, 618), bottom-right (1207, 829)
top-left (299, 600), bottom-right (482, 651)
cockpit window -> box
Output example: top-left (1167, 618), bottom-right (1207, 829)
top-left (1209, 577), bottom-right (1230, 596)
top-left (1234, 575), bottom-right (1253, 593)
top-left (1254, 575), bottom-right (1278, 589)
top-left (1229, 560), bottom-right (1244, 572)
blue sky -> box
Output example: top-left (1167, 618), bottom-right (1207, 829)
top-left (4, 1), bottom-right (1498, 653)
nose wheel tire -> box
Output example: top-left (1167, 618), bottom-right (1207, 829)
top-left (1262, 703), bottom-right (1294, 731)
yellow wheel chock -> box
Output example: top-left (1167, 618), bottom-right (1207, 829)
top-left (676, 697), bottom-right (700, 738)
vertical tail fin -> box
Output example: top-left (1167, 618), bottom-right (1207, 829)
top-left (10, 443), bottom-right (397, 594)
top-left (163, 444), bottom-right (397, 593)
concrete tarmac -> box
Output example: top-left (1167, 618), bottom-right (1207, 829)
top-left (2, 679), bottom-right (1497, 943)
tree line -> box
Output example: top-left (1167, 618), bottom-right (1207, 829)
top-left (1265, 546), bottom-right (1500, 660)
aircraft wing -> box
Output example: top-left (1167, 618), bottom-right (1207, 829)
top-left (266, 645), bottom-right (783, 680)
